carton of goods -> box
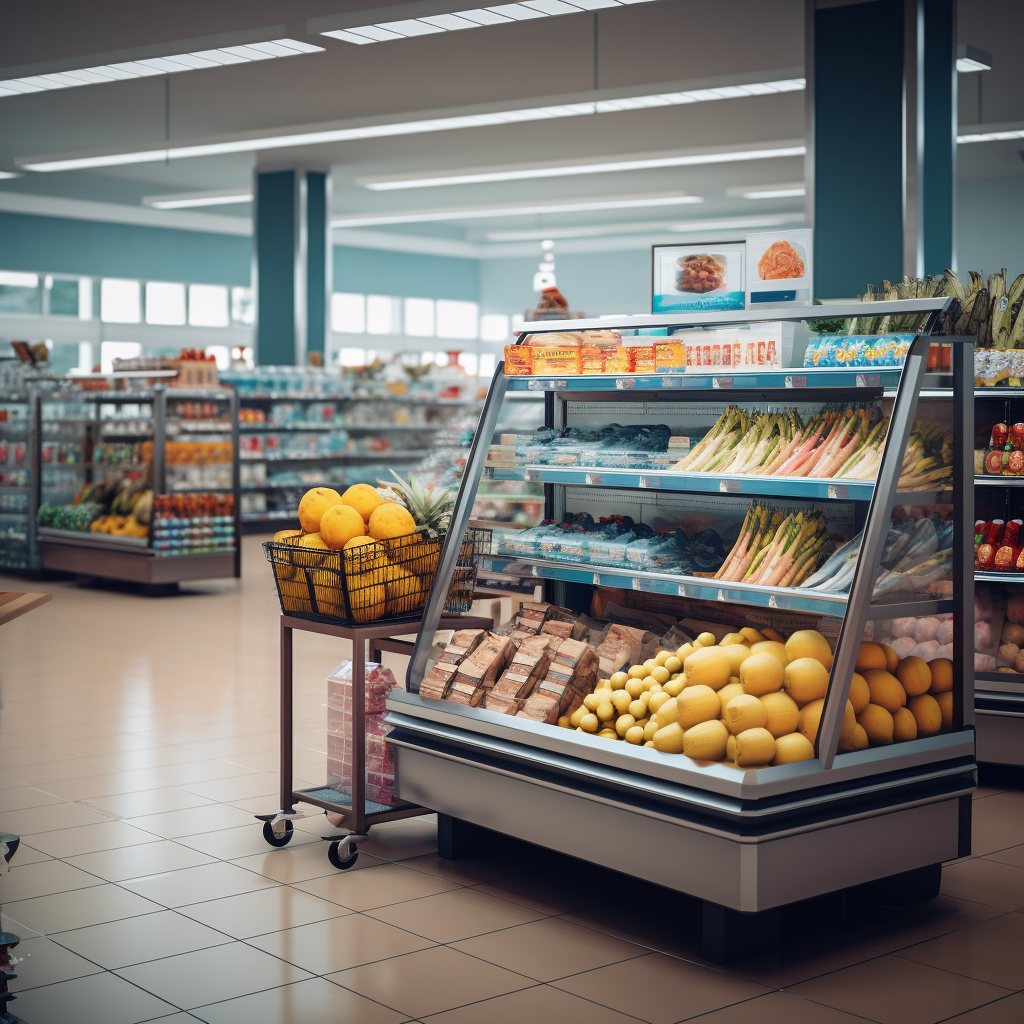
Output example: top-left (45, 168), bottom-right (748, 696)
top-left (504, 346), bottom-right (533, 376)
top-left (485, 635), bottom-right (553, 714)
top-left (654, 342), bottom-right (688, 373)
top-left (596, 622), bottom-right (646, 676)
top-left (421, 629), bottom-right (485, 699)
top-left (631, 345), bottom-right (657, 374)
top-left (518, 602), bottom-right (553, 634)
top-left (531, 347), bottom-right (581, 375)
top-left (580, 347), bottom-right (606, 374)
top-left (447, 633), bottom-right (516, 706)
top-left (604, 347), bottom-right (632, 374)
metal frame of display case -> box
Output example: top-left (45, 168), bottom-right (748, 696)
top-left (32, 387), bottom-right (241, 584)
top-left (387, 299), bottom-right (977, 963)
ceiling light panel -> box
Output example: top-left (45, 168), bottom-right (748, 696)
top-left (957, 130), bottom-right (1024, 143)
top-left (322, 0), bottom-right (658, 45)
top-left (0, 38), bottom-right (323, 99)
top-left (143, 188), bottom-right (254, 209)
top-left (741, 187), bottom-right (805, 198)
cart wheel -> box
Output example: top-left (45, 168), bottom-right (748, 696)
top-left (263, 821), bottom-right (293, 848)
top-left (328, 840), bottom-right (359, 870)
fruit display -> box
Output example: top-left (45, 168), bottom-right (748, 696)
top-left (967, 582), bottom-right (1024, 674)
top-left (38, 477), bottom-right (154, 538)
top-left (151, 493), bottom-right (235, 555)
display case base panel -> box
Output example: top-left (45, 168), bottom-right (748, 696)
top-left (392, 740), bottom-right (967, 915)
top-left (975, 704), bottom-right (1024, 767)
top-left (40, 543), bottom-right (236, 584)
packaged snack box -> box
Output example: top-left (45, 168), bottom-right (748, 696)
top-left (654, 342), bottom-right (687, 373)
top-left (604, 347), bottom-right (631, 374)
top-left (532, 347), bottom-right (582, 375)
top-left (631, 345), bottom-right (657, 374)
top-left (504, 345), bottom-right (533, 375)
top-left (580, 347), bottom-right (605, 374)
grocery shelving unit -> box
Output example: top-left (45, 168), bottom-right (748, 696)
top-left (0, 389), bottom-right (38, 573)
top-left (32, 388), bottom-right (241, 585)
top-left (388, 300), bottom-right (977, 963)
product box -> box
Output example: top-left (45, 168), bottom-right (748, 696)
top-left (531, 347), bottom-right (581, 375)
top-left (631, 346), bottom-right (657, 374)
top-left (604, 347), bottom-right (631, 373)
top-left (745, 229), bottom-right (813, 306)
top-left (504, 346), bottom-right (533, 375)
top-left (654, 342), bottom-right (687, 373)
top-left (580, 347), bottom-right (605, 374)
top-left (652, 241), bottom-right (746, 313)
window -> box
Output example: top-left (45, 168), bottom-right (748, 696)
top-left (480, 313), bottom-right (509, 342)
top-left (205, 345), bottom-right (231, 370)
top-left (100, 341), bottom-right (141, 373)
top-left (436, 299), bottom-right (479, 340)
top-left (78, 278), bottom-right (93, 321)
top-left (511, 314), bottom-right (526, 335)
top-left (188, 284), bottom-right (229, 327)
top-left (47, 277), bottom-right (80, 317)
top-left (101, 279), bottom-right (141, 323)
top-left (339, 347), bottom-right (367, 367)
top-left (366, 295), bottom-right (398, 335)
top-left (479, 352), bottom-right (495, 378)
top-left (404, 297), bottom-right (435, 337)
top-left (146, 281), bottom-right (186, 325)
top-left (457, 352), bottom-right (478, 375)
top-left (231, 287), bottom-right (254, 326)
top-left (331, 292), bottom-right (365, 333)
top-left (77, 342), bottom-right (94, 373)
top-left (0, 271), bottom-right (42, 315)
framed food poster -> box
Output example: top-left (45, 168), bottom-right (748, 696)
top-left (745, 229), bottom-right (813, 306)
top-left (651, 242), bottom-right (746, 313)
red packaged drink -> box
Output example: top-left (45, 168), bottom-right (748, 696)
top-left (991, 423), bottom-right (1010, 449)
top-left (702, 344), bottom-right (712, 365)
top-left (766, 338), bottom-right (777, 365)
top-left (986, 449), bottom-right (1006, 475)
top-left (712, 343), bottom-right (722, 366)
top-left (1017, 549), bottom-right (1024, 571)
top-left (986, 520), bottom-right (1006, 545)
top-left (733, 341), bottom-right (742, 366)
top-left (1004, 520), bottom-right (1023, 547)
top-left (745, 341), bottom-right (755, 365)
top-left (995, 545), bottom-right (1021, 571)
top-left (1012, 423), bottom-right (1024, 448)
top-left (722, 343), bottom-right (732, 367)
top-left (757, 340), bottom-right (766, 364)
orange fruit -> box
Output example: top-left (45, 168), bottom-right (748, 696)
top-left (929, 658), bottom-right (954, 693)
top-left (297, 487), bottom-right (342, 533)
top-left (319, 504), bottom-right (365, 550)
top-left (341, 483), bottom-right (384, 523)
top-left (368, 501), bottom-right (416, 541)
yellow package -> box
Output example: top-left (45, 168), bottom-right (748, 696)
top-left (580, 347), bottom-right (605, 374)
top-left (532, 347), bottom-right (581, 375)
top-left (504, 346), bottom-right (534, 375)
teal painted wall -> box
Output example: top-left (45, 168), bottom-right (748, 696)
top-left (0, 211), bottom-right (252, 285)
top-left (957, 177), bottom-right (1024, 278)
top-left (334, 246), bottom-right (478, 301)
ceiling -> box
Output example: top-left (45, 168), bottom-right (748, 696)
top-left (1, 0), bottom-right (1023, 260)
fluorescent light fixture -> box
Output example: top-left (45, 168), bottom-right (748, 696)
top-left (958, 129), bottom-right (1024, 144)
top-left (0, 169), bottom-right (22, 179)
top-left (484, 213), bottom-right (798, 241)
top-left (740, 187), bottom-right (805, 199)
top-left (20, 77), bottom-right (805, 173)
top-left (0, 271), bottom-right (39, 287)
top-left (322, 0), bottom-right (658, 45)
top-left (143, 188), bottom-right (253, 209)
top-left (360, 146), bottom-right (806, 191)
top-left (331, 192), bottom-right (703, 228)
top-left (0, 38), bottom-right (323, 99)
top-left (957, 44), bottom-right (992, 73)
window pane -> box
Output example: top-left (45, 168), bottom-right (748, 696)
top-left (436, 299), bottom-right (479, 340)
top-left (78, 342), bottom-right (94, 373)
top-left (101, 279), bottom-right (141, 323)
top-left (100, 341), bottom-right (141, 373)
top-left (366, 295), bottom-right (397, 335)
top-left (339, 347), bottom-right (366, 366)
top-left (458, 352), bottom-right (479, 375)
top-left (479, 352), bottom-right (496, 378)
top-left (78, 278), bottom-right (93, 320)
top-left (0, 271), bottom-right (42, 315)
top-left (188, 284), bottom-right (229, 327)
top-left (48, 278), bottom-right (80, 317)
top-left (480, 313), bottom-right (509, 342)
top-left (331, 292), bottom-right (365, 333)
top-left (404, 297), bottom-right (435, 337)
top-left (146, 281), bottom-right (186, 325)
top-left (231, 286), bottom-right (254, 325)
top-left (205, 345), bottom-right (231, 370)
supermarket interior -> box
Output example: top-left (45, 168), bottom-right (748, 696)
top-left (3, 1), bottom-right (1024, 1022)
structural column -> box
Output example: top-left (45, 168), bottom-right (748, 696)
top-left (807, 0), bottom-right (956, 298)
top-left (253, 168), bottom-right (331, 365)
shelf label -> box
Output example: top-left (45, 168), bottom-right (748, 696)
top-left (632, 577), bottom-right (642, 590)
top-left (719, 479), bottom-right (741, 492)
top-left (856, 373), bottom-right (882, 388)
top-left (585, 473), bottom-right (603, 485)
top-left (717, 589), bottom-right (727, 601)
top-left (678, 583), bottom-right (687, 597)
top-left (712, 376), bottom-right (734, 389)
top-left (661, 376), bottom-right (682, 388)
top-left (615, 378), bottom-right (636, 390)
top-left (593, 573), bottom-right (601, 585)
top-left (827, 484), bottom-right (849, 499)
top-left (527, 379), bottom-right (567, 391)
top-left (639, 476), bottom-right (660, 489)
top-left (769, 595), bottom-right (778, 609)
top-left (785, 375), bottom-right (807, 388)
top-left (531, 565), bottom-right (539, 577)
top-left (523, 470), bottom-right (533, 482)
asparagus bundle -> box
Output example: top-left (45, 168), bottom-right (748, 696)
top-left (715, 503), bottom-right (834, 588)
top-left (897, 424), bottom-right (953, 490)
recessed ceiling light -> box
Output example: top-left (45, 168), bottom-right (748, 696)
top-left (19, 78), bottom-right (805, 172)
top-left (143, 188), bottom-right (253, 209)
top-left (321, 0), bottom-right (659, 45)
top-left (0, 38), bottom-right (323, 99)
top-left (740, 187), bottom-right (805, 199)
top-left (359, 146), bottom-right (806, 190)
top-left (330, 192), bottom-right (703, 228)
top-left (0, 169), bottom-right (22, 179)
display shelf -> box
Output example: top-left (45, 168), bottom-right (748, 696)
top-left (975, 570), bottom-right (1024, 583)
top-left (241, 450), bottom-right (431, 463)
top-left (37, 526), bottom-right (149, 551)
top-left (974, 476), bottom-right (1024, 486)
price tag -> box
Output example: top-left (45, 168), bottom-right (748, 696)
top-left (639, 476), bottom-right (660, 489)
top-left (531, 565), bottom-right (539, 577)
top-left (585, 473), bottom-right (603, 485)
top-left (632, 578), bottom-right (642, 590)
top-left (785, 375), bottom-right (807, 388)
top-left (769, 595), bottom-right (778, 609)
top-left (677, 583), bottom-right (687, 597)
top-left (593, 573), bottom-right (600, 585)
top-left (661, 376), bottom-right (682, 388)
top-left (713, 376), bottom-right (734, 389)
top-left (827, 484), bottom-right (849, 499)
top-left (719, 479), bottom-right (741, 492)
top-left (524, 470), bottom-right (533, 482)
top-left (856, 373), bottom-right (882, 388)
top-left (717, 589), bottom-right (727, 602)
top-left (616, 378), bottom-right (636, 390)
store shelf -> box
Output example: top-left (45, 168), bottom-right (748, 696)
top-left (37, 527), bottom-right (150, 551)
top-left (241, 450), bottom-right (431, 463)
top-left (975, 475), bottom-right (1024, 486)
top-left (238, 423), bottom-right (443, 433)
top-left (975, 570), bottom-right (1024, 583)
top-left (238, 393), bottom-right (478, 405)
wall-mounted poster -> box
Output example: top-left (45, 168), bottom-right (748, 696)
top-left (745, 229), bottom-right (813, 306)
top-left (651, 242), bottom-right (746, 313)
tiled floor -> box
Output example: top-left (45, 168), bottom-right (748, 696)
top-left (1, 538), bottom-right (1023, 1023)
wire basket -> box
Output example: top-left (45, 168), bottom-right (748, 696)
top-left (264, 527), bottom-right (490, 627)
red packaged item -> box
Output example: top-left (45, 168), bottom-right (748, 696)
top-left (995, 545), bottom-right (1020, 571)
top-left (1010, 450), bottom-right (1024, 477)
top-left (991, 423), bottom-right (1010, 449)
top-left (976, 543), bottom-right (995, 569)
top-left (986, 520), bottom-right (1006, 545)
top-left (1017, 549), bottom-right (1024, 571)
top-left (986, 449), bottom-right (1006, 475)
top-left (1011, 423), bottom-right (1024, 448)
top-left (1004, 520), bottom-right (1023, 547)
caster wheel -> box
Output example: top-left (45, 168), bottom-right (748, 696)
top-left (328, 841), bottom-right (359, 870)
top-left (263, 820), bottom-right (293, 848)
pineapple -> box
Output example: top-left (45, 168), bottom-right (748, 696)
top-left (387, 471), bottom-right (453, 538)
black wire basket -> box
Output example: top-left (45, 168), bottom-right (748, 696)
top-left (264, 527), bottom-right (490, 627)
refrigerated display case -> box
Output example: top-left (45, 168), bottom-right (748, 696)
top-left (32, 387), bottom-right (241, 584)
top-left (387, 300), bottom-right (976, 962)
top-left (0, 390), bottom-right (37, 572)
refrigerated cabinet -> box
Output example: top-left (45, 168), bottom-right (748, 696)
top-left (387, 300), bottom-right (976, 961)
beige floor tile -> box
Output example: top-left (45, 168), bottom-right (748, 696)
top-left (3, 758), bottom-right (117, 785)
top-left (295, 861), bottom-right (461, 911)
top-left (124, 804), bottom-right (258, 839)
top-left (400, 851), bottom-right (537, 887)
top-left (26, 820), bottom-right (163, 858)
top-left (39, 770), bottom-right (166, 802)
top-left (7, 883), bottom-right (164, 935)
top-left (53, 909), bottom-right (233, 969)
top-left (84, 786), bottom-right (215, 819)
top-left (230, 841), bottom-right (386, 884)
top-left (66, 841), bottom-right (217, 883)
top-left (92, 747), bottom-right (226, 772)
top-left (368, 887), bottom-right (546, 943)
top-left (0, 744), bottom-right (80, 768)
top-left (788, 954), bottom-right (1013, 1024)
top-left (0, 859), bottom-right (103, 903)
top-left (120, 861), bottom-right (280, 908)
top-left (58, 734), bottom-right (158, 756)
top-left (225, 794), bottom-right (287, 814)
top-left (356, 817), bottom-right (439, 861)
top-left (941, 859), bottom-right (1024, 910)
top-left (942, 993), bottom-right (1024, 1022)
top-left (421, 983), bottom-right (644, 1023)
top-left (176, 824), bottom-right (319, 861)
top-left (553, 951), bottom-right (769, 1024)
top-left (8, 844), bottom-right (53, 866)
top-left (10, 970), bottom-right (178, 1024)
top-left (178, 884), bottom-right (351, 939)
top-left (659, 990), bottom-right (877, 1024)
top-left (116, 941), bottom-right (312, 1010)
top-left (984, 844), bottom-right (1024, 869)
top-left (893, 916), bottom-right (1024, 989)
top-left (973, 786), bottom-right (1008, 801)
top-left (451, 916), bottom-right (645, 982)
top-left (0, 784), bottom-right (64, 812)
top-left (559, 892), bottom-right (703, 951)
top-left (182, 773), bottom-right (281, 802)
top-left (291, 811), bottom-right (345, 837)
top-left (135, 759), bottom-right (260, 786)
top-left (9, 933), bottom-right (105, 991)
top-left (473, 870), bottom-right (610, 916)
top-left (328, 945), bottom-right (533, 1019)
top-left (971, 790), bottom-right (1024, 825)
top-left (3, 801), bottom-right (114, 836)
top-left (971, 816), bottom-right (1024, 857)
top-left (249, 913), bottom-right (434, 974)
top-left (192, 977), bottom-right (409, 1024)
